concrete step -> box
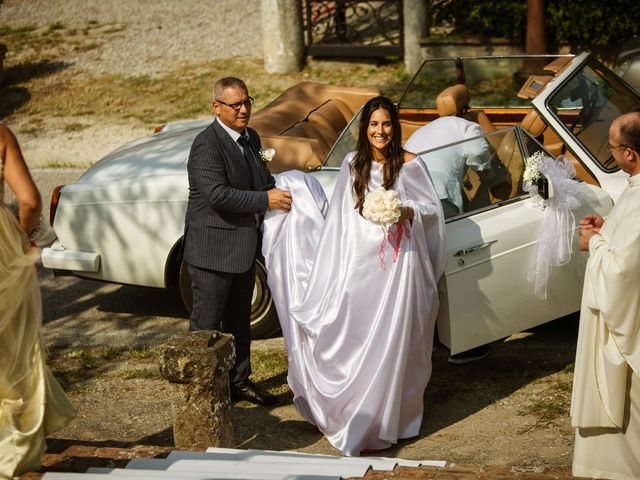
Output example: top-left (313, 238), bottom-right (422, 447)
top-left (38, 446), bottom-right (448, 480)
top-left (125, 457), bottom-right (370, 478)
top-left (88, 467), bottom-right (338, 480)
top-left (202, 447), bottom-right (445, 469)
top-left (178, 449), bottom-right (397, 471)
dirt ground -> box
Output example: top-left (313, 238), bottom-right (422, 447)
top-left (1, 0), bottom-right (578, 474)
top-left (44, 305), bottom-right (578, 471)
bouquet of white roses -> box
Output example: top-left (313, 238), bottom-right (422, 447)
top-left (362, 186), bottom-right (402, 226)
top-left (362, 187), bottom-right (407, 270)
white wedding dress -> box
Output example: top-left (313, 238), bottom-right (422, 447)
top-left (262, 153), bottom-right (445, 456)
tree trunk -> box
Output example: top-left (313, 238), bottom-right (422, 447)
top-left (526, 0), bottom-right (546, 54)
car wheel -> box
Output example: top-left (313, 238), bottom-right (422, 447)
top-left (178, 259), bottom-right (281, 339)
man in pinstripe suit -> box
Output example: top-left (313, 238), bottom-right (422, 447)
top-left (183, 77), bottom-right (292, 406)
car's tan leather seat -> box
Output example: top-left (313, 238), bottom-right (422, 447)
top-left (250, 82), bottom-right (380, 172)
top-left (521, 108), bottom-right (547, 138)
top-left (493, 108), bottom-right (548, 199)
top-left (435, 84), bottom-right (469, 117)
top-left (307, 99), bottom-right (351, 147)
top-left (435, 84), bottom-right (496, 134)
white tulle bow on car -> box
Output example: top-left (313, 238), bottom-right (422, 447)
top-left (524, 153), bottom-right (582, 299)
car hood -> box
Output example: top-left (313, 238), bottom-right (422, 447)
top-left (77, 119), bottom-right (211, 184)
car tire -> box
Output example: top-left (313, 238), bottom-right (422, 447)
top-left (178, 259), bottom-right (281, 339)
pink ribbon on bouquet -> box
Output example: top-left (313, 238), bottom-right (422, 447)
top-left (378, 221), bottom-right (410, 270)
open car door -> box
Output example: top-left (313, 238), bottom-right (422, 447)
top-left (422, 126), bottom-right (613, 354)
top-left (533, 52), bottom-right (640, 202)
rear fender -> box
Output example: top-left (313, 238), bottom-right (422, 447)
top-left (164, 236), bottom-right (184, 289)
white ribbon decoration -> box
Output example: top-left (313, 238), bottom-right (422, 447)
top-left (524, 155), bottom-right (582, 299)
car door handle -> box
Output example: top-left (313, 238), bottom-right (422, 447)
top-left (453, 240), bottom-right (498, 257)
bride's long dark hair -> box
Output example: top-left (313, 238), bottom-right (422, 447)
top-left (350, 96), bottom-right (404, 213)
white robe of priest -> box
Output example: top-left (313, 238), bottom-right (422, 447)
top-left (262, 153), bottom-right (446, 456)
top-left (571, 174), bottom-right (640, 480)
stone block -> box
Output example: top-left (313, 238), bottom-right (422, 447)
top-left (159, 331), bottom-right (235, 450)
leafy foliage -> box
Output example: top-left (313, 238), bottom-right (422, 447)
top-left (546, 0), bottom-right (640, 59)
top-left (432, 0), bottom-right (527, 41)
top-left (430, 0), bottom-right (639, 60)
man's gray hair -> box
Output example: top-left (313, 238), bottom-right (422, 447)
top-left (213, 77), bottom-right (248, 102)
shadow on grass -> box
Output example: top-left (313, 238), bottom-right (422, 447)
top-left (0, 60), bottom-right (70, 117)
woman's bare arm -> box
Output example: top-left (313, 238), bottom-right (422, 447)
top-left (1, 124), bottom-right (42, 234)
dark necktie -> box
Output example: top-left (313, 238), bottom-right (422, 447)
top-left (238, 136), bottom-right (267, 189)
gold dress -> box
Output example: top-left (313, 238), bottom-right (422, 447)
top-left (0, 162), bottom-right (75, 479)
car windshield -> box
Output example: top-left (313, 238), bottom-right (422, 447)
top-left (324, 108), bottom-right (361, 168)
top-left (546, 57), bottom-right (640, 173)
top-left (399, 55), bottom-right (571, 110)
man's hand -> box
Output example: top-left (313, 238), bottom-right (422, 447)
top-left (579, 226), bottom-right (599, 251)
top-left (267, 187), bottom-right (292, 211)
top-left (579, 214), bottom-right (604, 232)
top-left (578, 214), bottom-right (604, 251)
top-left (578, 214), bottom-right (603, 251)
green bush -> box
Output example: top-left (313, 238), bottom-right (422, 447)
top-left (430, 0), bottom-right (639, 61)
top-left (546, 1), bottom-right (640, 59)
top-left (432, 0), bottom-right (527, 41)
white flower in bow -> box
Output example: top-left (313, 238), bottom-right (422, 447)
top-left (259, 148), bottom-right (275, 162)
top-left (523, 150), bottom-right (544, 185)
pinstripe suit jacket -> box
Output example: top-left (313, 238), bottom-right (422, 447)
top-left (183, 120), bottom-right (275, 273)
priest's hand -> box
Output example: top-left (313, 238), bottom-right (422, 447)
top-left (579, 214), bottom-right (604, 232)
top-left (579, 224), bottom-right (599, 251)
top-left (578, 214), bottom-right (604, 251)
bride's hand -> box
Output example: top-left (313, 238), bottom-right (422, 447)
top-left (398, 206), bottom-right (414, 225)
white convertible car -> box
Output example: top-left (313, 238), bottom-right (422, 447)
top-left (44, 52), bottom-right (640, 353)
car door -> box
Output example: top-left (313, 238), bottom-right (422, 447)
top-left (420, 127), bottom-right (613, 354)
top-left (533, 52), bottom-right (640, 202)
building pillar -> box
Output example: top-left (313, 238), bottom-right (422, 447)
top-left (261, 0), bottom-right (305, 73)
top-left (403, 0), bottom-right (428, 74)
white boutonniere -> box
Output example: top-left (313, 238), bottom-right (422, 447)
top-left (259, 148), bottom-right (275, 162)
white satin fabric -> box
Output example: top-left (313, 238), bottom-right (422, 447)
top-left (262, 153), bottom-right (445, 456)
top-left (524, 155), bottom-right (582, 299)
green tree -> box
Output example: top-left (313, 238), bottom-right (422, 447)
top-left (430, 0), bottom-right (639, 61)
top-left (431, 0), bottom-right (527, 41)
top-left (546, 0), bottom-right (640, 60)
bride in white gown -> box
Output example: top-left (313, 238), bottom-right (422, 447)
top-left (262, 97), bottom-right (446, 456)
